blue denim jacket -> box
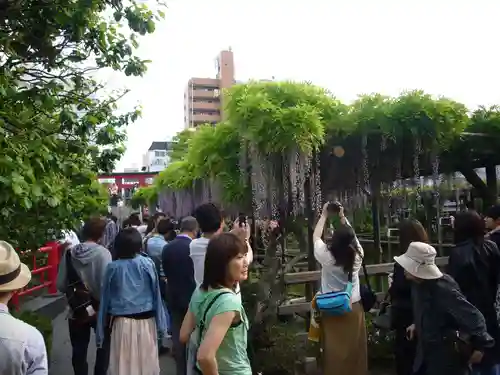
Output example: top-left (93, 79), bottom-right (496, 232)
top-left (146, 235), bottom-right (167, 277)
top-left (96, 255), bottom-right (168, 347)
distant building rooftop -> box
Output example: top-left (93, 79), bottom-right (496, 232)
top-left (148, 141), bottom-right (174, 151)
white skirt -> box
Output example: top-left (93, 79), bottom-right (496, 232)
top-left (109, 317), bottom-right (160, 375)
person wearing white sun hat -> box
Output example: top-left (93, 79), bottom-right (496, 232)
top-left (394, 241), bottom-right (443, 280)
top-left (394, 241), bottom-right (494, 375)
top-left (0, 240), bottom-right (48, 375)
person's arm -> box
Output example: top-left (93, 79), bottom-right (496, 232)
top-left (26, 329), bottom-right (48, 375)
top-left (313, 203), bottom-right (332, 266)
top-left (439, 280), bottom-right (494, 355)
top-left (230, 221), bottom-right (253, 265)
top-left (313, 202), bottom-right (329, 242)
top-left (149, 260), bottom-right (168, 339)
top-left (180, 310), bottom-right (196, 344)
top-left (161, 243), bottom-right (170, 280)
top-left (96, 264), bottom-right (113, 348)
top-left (94, 250), bottom-right (112, 298)
top-left (245, 241), bottom-right (253, 265)
top-left (197, 311), bottom-right (237, 375)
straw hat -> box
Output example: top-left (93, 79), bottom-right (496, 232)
top-left (394, 241), bottom-right (443, 280)
top-left (0, 241), bottom-right (32, 292)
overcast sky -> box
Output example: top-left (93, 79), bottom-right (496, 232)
top-left (110, 0), bottom-right (500, 171)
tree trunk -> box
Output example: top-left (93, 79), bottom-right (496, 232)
top-left (486, 164), bottom-right (498, 206)
top-left (458, 165), bottom-right (496, 207)
top-left (370, 181), bottom-right (382, 262)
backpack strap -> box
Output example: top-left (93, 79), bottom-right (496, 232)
top-left (66, 249), bottom-right (82, 286)
top-left (65, 249), bottom-right (99, 309)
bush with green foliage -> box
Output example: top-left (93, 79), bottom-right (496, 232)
top-left (0, 0), bottom-right (164, 248)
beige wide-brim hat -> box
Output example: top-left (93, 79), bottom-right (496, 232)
top-left (394, 241), bottom-right (443, 280)
top-left (0, 241), bottom-right (32, 292)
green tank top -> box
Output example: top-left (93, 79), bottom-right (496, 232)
top-left (189, 287), bottom-right (252, 375)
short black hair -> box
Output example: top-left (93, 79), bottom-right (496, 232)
top-left (157, 218), bottom-right (175, 235)
top-left (114, 228), bottom-right (143, 259)
top-left (146, 212), bottom-right (167, 234)
top-left (454, 210), bottom-right (485, 244)
top-left (193, 203), bottom-right (222, 234)
top-left (486, 205), bottom-right (500, 221)
top-left (201, 233), bottom-right (246, 290)
top-left (128, 213), bottom-right (142, 227)
top-left (82, 217), bottom-right (107, 242)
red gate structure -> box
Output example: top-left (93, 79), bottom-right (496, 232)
top-left (10, 242), bottom-right (61, 309)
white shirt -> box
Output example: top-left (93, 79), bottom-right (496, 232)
top-left (313, 226), bottom-right (363, 303)
top-left (189, 236), bottom-right (254, 303)
top-left (0, 304), bottom-right (48, 375)
top-left (60, 230), bottom-right (80, 248)
top-left (190, 237), bottom-right (210, 287)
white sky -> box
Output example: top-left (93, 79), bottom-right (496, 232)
top-left (111, 0), bottom-right (500, 171)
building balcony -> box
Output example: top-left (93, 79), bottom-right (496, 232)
top-left (189, 77), bottom-right (219, 88)
top-left (190, 89), bottom-right (220, 100)
top-left (191, 113), bottom-right (221, 124)
top-left (189, 100), bottom-right (220, 111)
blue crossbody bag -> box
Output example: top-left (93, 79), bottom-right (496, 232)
top-left (315, 270), bottom-right (354, 316)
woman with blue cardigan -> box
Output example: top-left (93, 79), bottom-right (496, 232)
top-left (97, 227), bottom-right (168, 375)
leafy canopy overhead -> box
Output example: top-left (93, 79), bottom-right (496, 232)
top-left (148, 82), bottom-right (500, 205)
top-left (0, 0), bottom-right (163, 247)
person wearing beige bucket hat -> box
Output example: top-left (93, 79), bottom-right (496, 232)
top-left (0, 240), bottom-right (32, 292)
top-left (393, 241), bottom-right (494, 375)
top-left (0, 240), bottom-right (48, 374)
top-left (394, 241), bottom-right (443, 281)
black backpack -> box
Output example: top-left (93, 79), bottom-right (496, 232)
top-left (65, 250), bottom-right (99, 323)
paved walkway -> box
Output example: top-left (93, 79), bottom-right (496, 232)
top-left (49, 311), bottom-right (176, 375)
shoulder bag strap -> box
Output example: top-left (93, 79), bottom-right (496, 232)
top-left (198, 291), bottom-right (231, 344)
top-left (353, 245), bottom-right (373, 293)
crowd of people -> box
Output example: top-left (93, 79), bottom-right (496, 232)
top-left (312, 203), bottom-right (500, 375)
top-left (3, 201), bottom-right (500, 375)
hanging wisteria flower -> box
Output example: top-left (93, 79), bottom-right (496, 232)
top-left (269, 220), bottom-right (279, 230)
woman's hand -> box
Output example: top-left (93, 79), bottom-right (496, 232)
top-left (230, 221), bottom-right (250, 241)
top-left (469, 350), bottom-right (484, 364)
top-left (406, 324), bottom-right (416, 340)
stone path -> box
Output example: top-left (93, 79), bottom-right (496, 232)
top-left (49, 311), bottom-right (176, 375)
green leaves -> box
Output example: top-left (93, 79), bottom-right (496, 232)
top-left (154, 81), bottom-right (499, 207)
top-left (225, 81), bottom-right (335, 155)
top-left (0, 0), bottom-right (163, 247)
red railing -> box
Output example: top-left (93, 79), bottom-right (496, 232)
top-left (11, 242), bottom-right (61, 308)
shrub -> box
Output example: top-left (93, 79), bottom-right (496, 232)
top-left (366, 313), bottom-right (395, 368)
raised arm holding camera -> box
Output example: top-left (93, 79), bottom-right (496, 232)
top-left (312, 201), bottom-right (368, 375)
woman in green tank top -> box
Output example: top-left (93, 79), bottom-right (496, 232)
top-left (180, 231), bottom-right (252, 375)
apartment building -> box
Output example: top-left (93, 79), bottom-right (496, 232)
top-left (184, 49), bottom-right (235, 129)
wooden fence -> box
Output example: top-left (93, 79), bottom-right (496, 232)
top-left (278, 255), bottom-right (450, 316)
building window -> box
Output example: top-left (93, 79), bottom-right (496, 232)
top-left (155, 151), bottom-right (166, 157)
top-left (193, 110), bottom-right (219, 116)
